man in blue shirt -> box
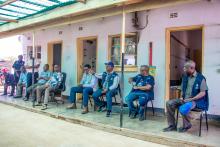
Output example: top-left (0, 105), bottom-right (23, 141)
top-left (125, 65), bottom-right (155, 121)
top-left (35, 65), bottom-right (62, 110)
top-left (92, 62), bottom-right (119, 117)
top-left (12, 55), bottom-right (25, 85)
top-left (14, 66), bottom-right (27, 98)
top-left (23, 64), bottom-right (51, 101)
top-left (1, 68), bottom-right (15, 96)
top-left (163, 60), bottom-right (209, 133)
top-left (66, 64), bottom-right (97, 114)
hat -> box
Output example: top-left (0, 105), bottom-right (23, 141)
top-left (1, 68), bottom-right (9, 73)
top-left (105, 61), bottom-right (114, 67)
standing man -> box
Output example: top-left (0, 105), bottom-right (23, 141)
top-left (163, 60), bottom-right (209, 133)
top-left (23, 64), bottom-right (51, 101)
top-left (25, 51), bottom-right (40, 97)
top-left (35, 65), bottom-right (62, 110)
top-left (1, 68), bottom-right (15, 96)
top-left (92, 62), bottom-right (119, 117)
top-left (66, 64), bottom-right (97, 114)
top-left (14, 66), bottom-right (27, 98)
top-left (125, 65), bottom-right (155, 121)
top-left (12, 55), bottom-right (25, 85)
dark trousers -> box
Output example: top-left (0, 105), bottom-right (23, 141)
top-left (125, 92), bottom-right (150, 116)
top-left (4, 83), bottom-right (15, 95)
top-left (166, 98), bottom-right (196, 128)
top-left (14, 71), bottom-right (21, 85)
top-left (26, 72), bottom-right (39, 97)
top-left (92, 89), bottom-right (117, 111)
top-left (68, 86), bottom-right (93, 107)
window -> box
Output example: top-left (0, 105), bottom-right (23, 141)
top-left (109, 33), bottom-right (138, 71)
top-left (27, 46), bottom-right (41, 60)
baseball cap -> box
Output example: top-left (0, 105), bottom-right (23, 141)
top-left (105, 61), bottom-right (114, 68)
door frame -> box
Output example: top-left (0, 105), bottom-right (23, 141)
top-left (76, 36), bottom-right (98, 83)
top-left (165, 25), bottom-right (204, 102)
top-left (47, 40), bottom-right (63, 71)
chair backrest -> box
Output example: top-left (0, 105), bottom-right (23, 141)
top-left (58, 72), bottom-right (66, 91)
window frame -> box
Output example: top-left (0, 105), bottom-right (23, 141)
top-left (108, 32), bottom-right (138, 72)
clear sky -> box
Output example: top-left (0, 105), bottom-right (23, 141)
top-left (0, 35), bottom-right (23, 59)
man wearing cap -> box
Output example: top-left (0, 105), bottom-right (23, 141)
top-left (66, 64), bottom-right (98, 114)
top-left (1, 68), bottom-right (15, 96)
top-left (163, 60), bottom-right (209, 133)
top-left (12, 55), bottom-right (25, 85)
top-left (125, 65), bottom-right (155, 121)
top-left (92, 61), bottom-right (119, 117)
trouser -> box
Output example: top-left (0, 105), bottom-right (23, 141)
top-left (68, 86), bottom-right (93, 107)
top-left (26, 83), bottom-right (43, 99)
top-left (4, 83), bottom-right (15, 95)
top-left (26, 72), bottom-right (39, 88)
top-left (166, 98), bottom-right (196, 128)
top-left (92, 89), bottom-right (117, 111)
top-left (125, 92), bottom-right (150, 116)
top-left (36, 85), bottom-right (54, 105)
top-left (15, 83), bottom-right (25, 96)
top-left (14, 71), bottom-right (21, 85)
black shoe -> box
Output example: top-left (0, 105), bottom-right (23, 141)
top-left (1, 93), bottom-right (7, 96)
top-left (106, 110), bottom-right (111, 117)
top-left (130, 112), bottom-right (138, 119)
top-left (35, 103), bottom-right (42, 106)
top-left (98, 105), bottom-right (106, 112)
top-left (163, 125), bottom-right (177, 132)
top-left (23, 97), bottom-right (29, 101)
top-left (139, 115), bottom-right (145, 121)
top-left (178, 125), bottom-right (192, 133)
top-left (13, 95), bottom-right (22, 98)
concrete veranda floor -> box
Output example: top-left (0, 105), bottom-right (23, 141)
top-left (0, 94), bottom-right (219, 147)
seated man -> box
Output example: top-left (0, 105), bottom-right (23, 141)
top-left (14, 66), bottom-right (27, 98)
top-left (163, 60), bottom-right (209, 133)
top-left (1, 68), bottom-right (15, 96)
top-left (125, 65), bottom-right (155, 121)
top-left (35, 65), bottom-right (62, 110)
top-left (67, 64), bottom-right (97, 114)
top-left (92, 61), bottom-right (119, 117)
top-left (23, 64), bottom-right (51, 101)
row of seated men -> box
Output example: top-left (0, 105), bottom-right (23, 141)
top-left (2, 63), bottom-right (63, 110)
top-left (66, 60), bottom-right (209, 134)
top-left (2, 58), bottom-right (209, 133)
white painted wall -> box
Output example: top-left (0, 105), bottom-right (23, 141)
top-left (21, 0), bottom-right (220, 115)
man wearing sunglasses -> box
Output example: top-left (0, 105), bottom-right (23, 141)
top-left (66, 64), bottom-right (98, 114)
top-left (125, 65), bottom-right (155, 121)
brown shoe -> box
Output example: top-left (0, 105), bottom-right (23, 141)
top-left (66, 103), bottom-right (77, 109)
top-left (81, 107), bottom-right (89, 114)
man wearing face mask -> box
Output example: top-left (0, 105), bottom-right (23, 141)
top-left (163, 60), bottom-right (209, 133)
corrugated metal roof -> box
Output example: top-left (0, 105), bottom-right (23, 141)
top-left (0, 0), bottom-right (78, 25)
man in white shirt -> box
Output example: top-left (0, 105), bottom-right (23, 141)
top-left (92, 62), bottom-right (119, 117)
top-left (67, 64), bottom-right (97, 114)
top-left (25, 51), bottom-right (40, 100)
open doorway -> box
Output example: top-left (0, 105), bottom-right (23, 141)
top-left (77, 36), bottom-right (97, 83)
top-left (166, 25), bottom-right (203, 100)
top-left (47, 41), bottom-right (62, 71)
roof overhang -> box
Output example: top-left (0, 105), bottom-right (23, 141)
top-left (0, 0), bottom-right (200, 38)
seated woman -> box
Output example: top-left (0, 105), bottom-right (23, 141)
top-left (35, 65), bottom-right (62, 110)
top-left (125, 65), bottom-right (155, 121)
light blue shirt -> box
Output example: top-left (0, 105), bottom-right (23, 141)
top-left (47, 72), bottom-right (63, 89)
top-left (38, 71), bottom-right (52, 84)
top-left (80, 73), bottom-right (98, 91)
top-left (18, 72), bottom-right (27, 85)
